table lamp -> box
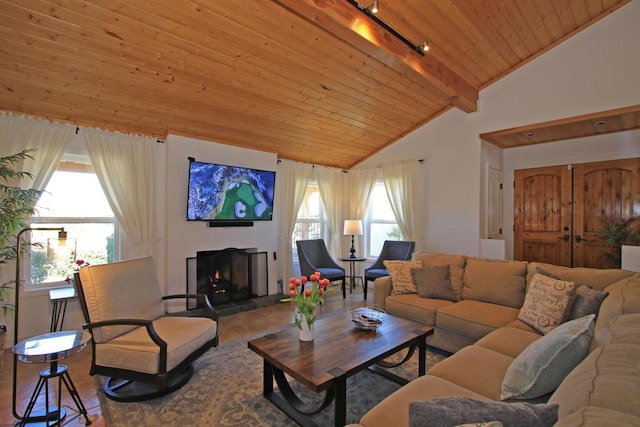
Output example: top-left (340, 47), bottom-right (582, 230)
top-left (344, 220), bottom-right (363, 258)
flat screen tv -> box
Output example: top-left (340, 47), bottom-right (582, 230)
top-left (186, 159), bottom-right (276, 222)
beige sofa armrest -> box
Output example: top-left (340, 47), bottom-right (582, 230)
top-left (374, 276), bottom-right (392, 309)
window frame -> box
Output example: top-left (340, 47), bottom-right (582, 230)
top-left (364, 180), bottom-right (403, 258)
top-left (291, 180), bottom-right (329, 263)
top-left (26, 157), bottom-right (121, 290)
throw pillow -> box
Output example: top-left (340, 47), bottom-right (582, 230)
top-left (410, 264), bottom-right (458, 301)
top-left (518, 274), bottom-right (576, 334)
top-left (500, 314), bottom-right (595, 400)
top-left (568, 285), bottom-right (608, 320)
top-left (408, 397), bottom-right (558, 427)
top-left (384, 260), bottom-right (422, 295)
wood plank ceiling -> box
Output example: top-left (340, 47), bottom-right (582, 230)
top-left (0, 0), bottom-right (631, 169)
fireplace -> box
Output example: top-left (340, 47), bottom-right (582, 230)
top-left (187, 248), bottom-right (268, 306)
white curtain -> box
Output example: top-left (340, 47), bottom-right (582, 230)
top-left (0, 112), bottom-right (74, 191)
top-left (276, 160), bottom-right (313, 282)
top-left (316, 166), bottom-right (345, 257)
top-left (382, 160), bottom-right (424, 251)
top-left (82, 128), bottom-right (158, 259)
top-left (348, 168), bottom-right (377, 220)
top-left (345, 167), bottom-right (376, 256)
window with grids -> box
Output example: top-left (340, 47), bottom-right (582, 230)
top-left (291, 181), bottom-right (328, 262)
top-left (29, 157), bottom-right (119, 288)
top-left (366, 181), bottom-right (402, 257)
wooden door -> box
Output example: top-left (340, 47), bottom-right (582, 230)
top-left (515, 158), bottom-right (640, 268)
top-left (572, 158), bottom-right (640, 268)
top-left (514, 166), bottom-right (573, 266)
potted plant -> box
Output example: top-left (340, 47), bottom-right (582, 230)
top-left (0, 149), bottom-right (43, 362)
top-left (596, 216), bottom-right (640, 268)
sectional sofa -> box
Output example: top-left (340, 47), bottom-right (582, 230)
top-left (355, 253), bottom-right (640, 426)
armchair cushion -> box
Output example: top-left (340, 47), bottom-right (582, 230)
top-left (96, 316), bottom-right (217, 374)
top-left (79, 257), bottom-right (166, 343)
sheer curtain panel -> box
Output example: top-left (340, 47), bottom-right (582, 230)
top-left (276, 160), bottom-right (313, 282)
top-left (82, 129), bottom-right (158, 259)
top-left (316, 166), bottom-right (345, 257)
top-left (382, 160), bottom-right (424, 251)
top-left (0, 113), bottom-right (73, 191)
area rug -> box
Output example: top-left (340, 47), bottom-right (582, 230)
top-left (99, 329), bottom-right (449, 426)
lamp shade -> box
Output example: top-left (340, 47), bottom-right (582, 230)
top-left (344, 220), bottom-right (363, 235)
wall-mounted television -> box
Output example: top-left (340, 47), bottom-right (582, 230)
top-left (186, 159), bottom-right (276, 223)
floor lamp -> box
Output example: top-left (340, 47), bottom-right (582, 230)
top-left (12, 227), bottom-right (65, 423)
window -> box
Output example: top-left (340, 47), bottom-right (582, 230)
top-left (291, 181), bottom-right (328, 262)
top-left (366, 181), bottom-right (402, 257)
top-left (29, 157), bottom-right (119, 287)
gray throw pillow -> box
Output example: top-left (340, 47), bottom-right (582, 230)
top-left (501, 314), bottom-right (595, 400)
top-left (410, 264), bottom-right (458, 301)
top-left (568, 285), bottom-right (608, 320)
top-left (408, 397), bottom-right (558, 427)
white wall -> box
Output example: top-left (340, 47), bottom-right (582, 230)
top-left (358, 1), bottom-right (640, 257)
top-left (163, 134), bottom-right (279, 297)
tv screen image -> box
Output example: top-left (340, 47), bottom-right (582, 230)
top-left (187, 160), bottom-right (276, 222)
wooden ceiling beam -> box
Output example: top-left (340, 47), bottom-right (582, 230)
top-left (271, 0), bottom-right (478, 113)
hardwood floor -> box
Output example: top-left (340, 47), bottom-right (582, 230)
top-left (0, 286), bottom-right (367, 426)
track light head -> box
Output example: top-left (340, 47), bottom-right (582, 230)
top-left (370, 0), bottom-right (379, 14)
top-left (420, 41), bottom-right (430, 52)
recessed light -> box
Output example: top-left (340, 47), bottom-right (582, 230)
top-left (594, 120), bottom-right (608, 127)
top-left (524, 132), bottom-right (537, 138)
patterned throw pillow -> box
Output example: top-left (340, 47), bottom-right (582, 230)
top-left (411, 265), bottom-right (458, 301)
top-left (518, 274), bottom-right (576, 334)
top-left (384, 260), bottom-right (422, 295)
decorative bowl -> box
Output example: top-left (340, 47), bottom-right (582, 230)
top-left (347, 306), bottom-right (386, 331)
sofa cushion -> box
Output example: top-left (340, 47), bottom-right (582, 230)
top-left (501, 314), bottom-right (595, 400)
top-left (408, 397), bottom-right (558, 427)
top-left (411, 264), bottom-right (458, 301)
top-left (568, 285), bottom-right (608, 320)
top-left (526, 262), bottom-right (633, 292)
top-left (385, 294), bottom-right (454, 325)
top-left (549, 343), bottom-right (640, 420)
top-left (554, 407), bottom-right (640, 427)
top-left (429, 345), bottom-right (514, 400)
top-left (414, 253), bottom-right (467, 300)
top-left (436, 300), bottom-right (520, 341)
top-left (360, 375), bottom-right (489, 427)
top-left (518, 274), bottom-right (576, 334)
top-left (594, 313), bottom-right (640, 346)
top-left (592, 274), bottom-right (640, 349)
top-left (385, 260), bottom-right (422, 295)
top-left (476, 326), bottom-right (542, 358)
top-left (462, 258), bottom-right (527, 308)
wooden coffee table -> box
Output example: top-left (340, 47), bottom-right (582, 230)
top-left (247, 310), bottom-right (434, 426)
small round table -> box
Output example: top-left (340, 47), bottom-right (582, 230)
top-left (340, 257), bottom-right (367, 298)
top-left (13, 330), bottom-right (92, 426)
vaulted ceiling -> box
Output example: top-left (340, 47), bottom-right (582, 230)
top-left (0, 0), bottom-right (631, 168)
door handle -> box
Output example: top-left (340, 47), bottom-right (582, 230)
top-left (557, 234), bottom-right (570, 242)
top-left (575, 235), bottom-right (588, 243)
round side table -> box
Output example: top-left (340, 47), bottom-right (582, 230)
top-left (340, 257), bottom-right (367, 298)
top-left (13, 330), bottom-right (92, 426)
